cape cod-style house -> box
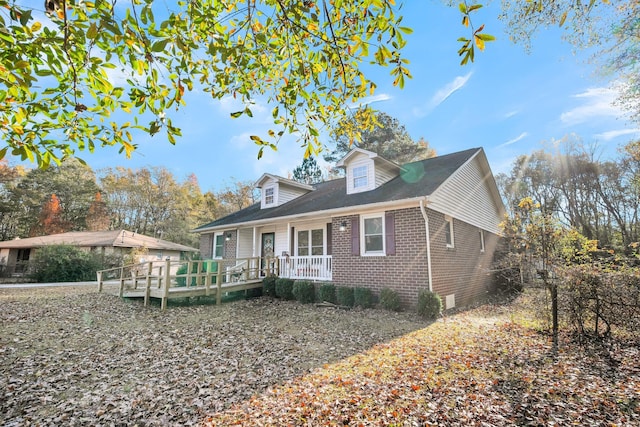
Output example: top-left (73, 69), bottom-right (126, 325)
top-left (194, 147), bottom-right (505, 309)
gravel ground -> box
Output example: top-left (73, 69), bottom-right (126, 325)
top-left (0, 286), bottom-right (427, 426)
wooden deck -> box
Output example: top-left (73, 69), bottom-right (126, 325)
top-left (97, 258), bottom-right (273, 310)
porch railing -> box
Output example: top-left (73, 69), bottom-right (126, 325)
top-left (278, 255), bottom-right (332, 281)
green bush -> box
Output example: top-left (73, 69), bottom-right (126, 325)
top-left (379, 288), bottom-right (401, 312)
top-left (417, 290), bottom-right (442, 320)
top-left (336, 286), bottom-right (354, 307)
top-left (354, 287), bottom-right (374, 308)
top-left (30, 245), bottom-right (102, 283)
top-left (263, 275), bottom-right (278, 296)
top-left (293, 280), bottom-right (315, 304)
top-left (275, 278), bottom-right (295, 300)
top-left (246, 286), bottom-right (263, 298)
top-left (176, 261), bottom-right (214, 287)
top-left (318, 283), bottom-right (337, 304)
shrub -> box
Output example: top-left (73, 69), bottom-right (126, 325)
top-left (275, 278), bottom-right (295, 300)
top-left (318, 283), bottom-right (337, 304)
top-left (491, 266), bottom-right (523, 295)
top-left (379, 288), bottom-right (401, 312)
top-left (246, 286), bottom-right (263, 298)
top-left (263, 275), bottom-right (278, 297)
top-left (561, 265), bottom-right (640, 340)
top-left (417, 290), bottom-right (442, 320)
top-left (293, 280), bottom-right (315, 304)
top-left (354, 287), bottom-right (373, 308)
top-left (30, 245), bottom-right (102, 283)
top-left (336, 286), bottom-right (354, 307)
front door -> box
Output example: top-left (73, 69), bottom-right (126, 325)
top-left (261, 232), bottom-right (275, 275)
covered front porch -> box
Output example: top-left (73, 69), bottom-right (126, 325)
top-left (209, 217), bottom-right (334, 282)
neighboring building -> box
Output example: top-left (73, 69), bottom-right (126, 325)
top-left (194, 147), bottom-right (505, 309)
top-left (0, 230), bottom-right (198, 277)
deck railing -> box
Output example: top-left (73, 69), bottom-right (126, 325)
top-left (278, 255), bottom-right (332, 281)
top-left (97, 257), bottom-right (277, 310)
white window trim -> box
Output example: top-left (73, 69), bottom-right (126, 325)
top-left (352, 165), bottom-right (368, 189)
top-left (263, 185), bottom-right (276, 207)
top-left (479, 229), bottom-right (485, 253)
top-left (360, 212), bottom-right (386, 256)
top-left (294, 228), bottom-right (326, 256)
top-left (212, 232), bottom-right (225, 259)
top-left (445, 215), bottom-right (455, 248)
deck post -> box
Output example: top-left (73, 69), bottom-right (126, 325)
top-left (119, 266), bottom-right (125, 298)
top-left (205, 265), bottom-right (211, 296)
top-left (144, 261), bottom-right (152, 306)
top-left (97, 271), bottom-right (103, 292)
top-left (161, 258), bottom-right (171, 311)
top-left (216, 269), bottom-right (222, 305)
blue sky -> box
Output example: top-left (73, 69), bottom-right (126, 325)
top-left (37, 2), bottom-right (640, 191)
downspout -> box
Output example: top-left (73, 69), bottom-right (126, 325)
top-left (420, 198), bottom-right (433, 292)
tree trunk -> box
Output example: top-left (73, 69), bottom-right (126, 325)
top-left (550, 279), bottom-right (559, 356)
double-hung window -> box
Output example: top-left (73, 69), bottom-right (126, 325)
top-left (297, 229), bottom-right (324, 256)
top-left (361, 213), bottom-right (384, 255)
top-left (479, 230), bottom-right (485, 253)
top-left (264, 187), bottom-right (275, 206)
top-left (353, 165), bottom-right (368, 189)
top-left (213, 232), bottom-right (224, 258)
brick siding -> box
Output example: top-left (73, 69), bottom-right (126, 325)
top-left (332, 207), bottom-right (499, 309)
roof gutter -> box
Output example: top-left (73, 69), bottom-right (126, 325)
top-left (420, 197), bottom-right (433, 292)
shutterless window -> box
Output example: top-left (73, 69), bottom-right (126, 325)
top-left (445, 216), bottom-right (454, 248)
top-left (363, 215), bottom-right (384, 254)
top-left (353, 165), bottom-right (368, 188)
top-left (213, 233), bottom-right (224, 258)
top-left (479, 230), bottom-right (485, 252)
top-left (264, 187), bottom-right (274, 205)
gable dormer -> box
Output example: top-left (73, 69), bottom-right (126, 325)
top-left (336, 148), bottom-right (402, 195)
top-left (255, 173), bottom-right (314, 209)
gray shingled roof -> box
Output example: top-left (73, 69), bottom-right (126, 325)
top-left (195, 148), bottom-right (481, 230)
top-left (0, 230), bottom-right (198, 252)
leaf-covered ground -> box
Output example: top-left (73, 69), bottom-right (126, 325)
top-left (0, 286), bottom-right (425, 426)
top-left (1, 286), bottom-right (639, 426)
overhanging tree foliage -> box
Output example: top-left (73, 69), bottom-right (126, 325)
top-left (500, 0), bottom-right (640, 123)
top-left (0, 1), bottom-right (494, 168)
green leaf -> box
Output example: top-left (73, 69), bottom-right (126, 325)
top-left (151, 39), bottom-right (169, 53)
top-left (230, 111), bottom-right (243, 118)
top-left (87, 23), bottom-right (98, 40)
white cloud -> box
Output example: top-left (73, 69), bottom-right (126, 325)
top-left (594, 128), bottom-right (640, 141)
top-left (413, 72), bottom-right (473, 117)
top-left (560, 87), bottom-right (625, 125)
top-left (503, 110), bottom-right (519, 119)
top-left (497, 132), bottom-right (529, 148)
top-left (348, 93), bottom-right (392, 109)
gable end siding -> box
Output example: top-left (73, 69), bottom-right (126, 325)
top-left (429, 156), bottom-right (503, 234)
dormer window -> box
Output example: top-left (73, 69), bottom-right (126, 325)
top-left (264, 187), bottom-right (275, 206)
top-left (353, 165), bottom-right (368, 189)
